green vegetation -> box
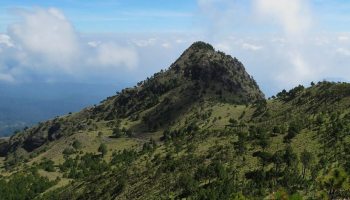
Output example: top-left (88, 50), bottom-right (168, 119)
top-left (0, 168), bottom-right (57, 200)
top-left (98, 143), bottom-right (108, 157)
top-left (0, 42), bottom-right (350, 199)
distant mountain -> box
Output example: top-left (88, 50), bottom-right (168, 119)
top-left (1, 42), bottom-right (350, 200)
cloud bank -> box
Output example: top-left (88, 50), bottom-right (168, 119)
top-left (254, 0), bottom-right (312, 37)
top-left (0, 8), bottom-right (138, 83)
top-left (195, 0), bottom-right (350, 95)
top-left (1, 3), bottom-right (350, 96)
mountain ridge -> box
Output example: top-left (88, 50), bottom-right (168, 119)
top-left (1, 42), bottom-right (350, 199)
top-left (0, 41), bottom-right (264, 157)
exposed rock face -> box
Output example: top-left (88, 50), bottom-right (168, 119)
top-left (0, 139), bottom-right (9, 157)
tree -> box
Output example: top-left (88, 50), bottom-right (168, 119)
top-left (98, 143), bottom-right (108, 157)
top-left (284, 146), bottom-right (298, 167)
top-left (112, 127), bottom-right (123, 138)
top-left (39, 159), bottom-right (55, 172)
top-left (234, 131), bottom-right (248, 157)
top-left (319, 168), bottom-right (349, 199)
top-left (257, 128), bottom-right (271, 150)
top-left (300, 150), bottom-right (314, 178)
top-left (272, 150), bottom-right (284, 172)
top-left (284, 122), bottom-right (302, 143)
top-left (72, 140), bottom-right (82, 150)
top-left (272, 126), bottom-right (281, 134)
top-left (253, 151), bottom-right (273, 168)
top-left (229, 118), bottom-right (238, 126)
top-left (178, 173), bottom-right (198, 197)
top-left (126, 129), bottom-right (134, 137)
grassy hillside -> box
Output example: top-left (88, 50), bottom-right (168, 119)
top-left (1, 42), bottom-right (350, 200)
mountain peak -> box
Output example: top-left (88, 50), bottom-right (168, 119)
top-left (0, 42), bottom-right (265, 156)
top-left (187, 41), bottom-right (215, 51)
top-left (90, 41), bottom-right (265, 124)
top-left (168, 41), bottom-right (265, 102)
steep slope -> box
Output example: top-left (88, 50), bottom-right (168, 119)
top-left (34, 81), bottom-right (350, 200)
top-left (92, 41), bottom-right (263, 128)
top-left (0, 41), bottom-right (263, 158)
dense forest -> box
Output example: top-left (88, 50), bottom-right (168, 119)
top-left (0, 42), bottom-right (350, 200)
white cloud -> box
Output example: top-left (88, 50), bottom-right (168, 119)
top-left (338, 36), bottom-right (350, 42)
top-left (0, 34), bottom-right (14, 47)
top-left (194, 0), bottom-right (350, 95)
top-left (336, 48), bottom-right (350, 56)
top-left (252, 0), bottom-right (318, 90)
top-left (90, 43), bottom-right (138, 69)
top-left (161, 43), bottom-right (171, 48)
top-left (9, 8), bottom-right (80, 72)
top-left (87, 41), bottom-right (101, 47)
top-left (215, 43), bottom-right (232, 52)
top-left (290, 53), bottom-right (312, 79)
top-left (175, 39), bottom-right (186, 44)
top-left (271, 37), bottom-right (286, 43)
top-left (197, 0), bottom-right (239, 39)
top-left (132, 38), bottom-right (157, 47)
top-left (242, 43), bottom-right (262, 51)
top-left (254, 0), bottom-right (312, 37)
top-left (0, 7), bottom-right (138, 82)
top-left (195, 0), bottom-right (323, 92)
top-left (313, 36), bottom-right (330, 46)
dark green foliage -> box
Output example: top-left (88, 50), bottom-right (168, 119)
top-left (253, 100), bottom-right (267, 117)
top-left (142, 138), bottom-right (157, 153)
top-left (284, 121), bottom-right (303, 143)
top-left (253, 151), bottom-right (273, 167)
top-left (98, 143), bottom-right (108, 157)
top-left (319, 168), bottom-right (350, 199)
top-left (38, 158), bottom-right (55, 172)
top-left (0, 169), bottom-right (56, 200)
top-left (276, 85), bottom-right (305, 101)
top-left (283, 146), bottom-right (298, 167)
top-left (62, 147), bottom-right (75, 155)
top-left (229, 118), bottom-right (238, 126)
top-left (233, 131), bottom-right (248, 155)
top-left (60, 153), bottom-right (109, 179)
top-left (190, 41), bottom-right (215, 51)
top-left (110, 149), bottom-right (137, 165)
top-left (112, 126), bottom-right (123, 138)
top-left (300, 150), bottom-right (314, 178)
top-left (72, 139), bottom-right (82, 150)
top-left (176, 161), bottom-right (242, 200)
top-left (177, 173), bottom-right (199, 197)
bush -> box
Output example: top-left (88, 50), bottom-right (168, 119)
top-left (63, 147), bottom-right (75, 155)
top-left (98, 143), bottom-right (108, 157)
top-left (72, 140), bottom-right (82, 149)
top-left (39, 159), bottom-right (55, 172)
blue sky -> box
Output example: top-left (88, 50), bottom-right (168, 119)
top-left (0, 0), bottom-right (347, 33)
top-left (0, 0), bottom-right (197, 33)
top-left (1, 0), bottom-right (350, 96)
